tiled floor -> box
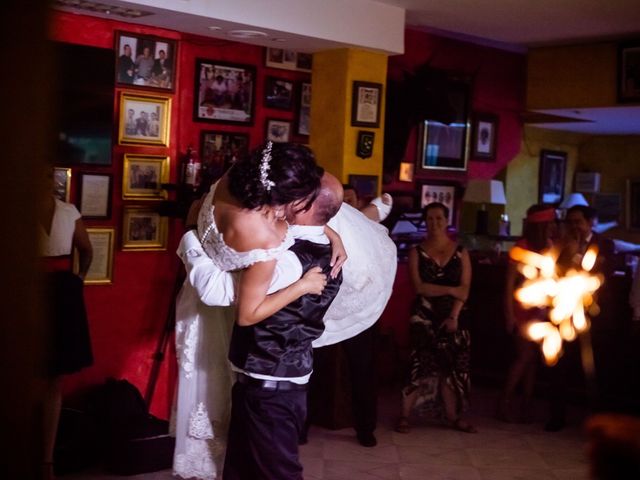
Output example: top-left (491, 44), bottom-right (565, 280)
top-left (65, 386), bottom-right (592, 479)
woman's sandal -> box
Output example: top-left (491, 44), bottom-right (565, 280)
top-left (394, 416), bottom-right (411, 434)
top-left (450, 418), bottom-right (478, 434)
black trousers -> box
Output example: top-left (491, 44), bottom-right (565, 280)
top-left (223, 381), bottom-right (307, 480)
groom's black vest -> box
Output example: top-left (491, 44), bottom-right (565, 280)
top-left (228, 238), bottom-right (342, 378)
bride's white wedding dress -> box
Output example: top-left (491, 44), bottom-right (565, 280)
top-left (172, 182), bottom-right (293, 479)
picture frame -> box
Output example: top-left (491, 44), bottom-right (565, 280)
top-left (348, 174), bottom-right (378, 201)
top-left (115, 31), bottom-right (177, 91)
top-left (419, 183), bottom-right (456, 226)
top-left (265, 48), bottom-right (312, 72)
top-left (118, 92), bottom-right (171, 146)
top-left (200, 131), bottom-right (250, 180)
top-left (538, 149), bottom-right (567, 205)
top-left (617, 40), bottom-right (640, 103)
top-left (356, 131), bottom-right (375, 159)
top-left (78, 172), bottom-right (112, 219)
top-left (194, 59), bottom-right (255, 124)
top-left (296, 82), bottom-right (311, 137)
top-left (417, 80), bottom-right (471, 172)
top-left (266, 119), bottom-right (292, 143)
top-left (626, 178), bottom-right (640, 230)
top-left (264, 76), bottom-right (294, 110)
top-left (351, 81), bottom-right (383, 127)
top-left (53, 167), bottom-right (71, 202)
top-left (470, 113), bottom-right (498, 161)
top-left (122, 206), bottom-right (168, 251)
top-left (122, 154), bottom-right (170, 200)
top-left (74, 228), bottom-right (115, 285)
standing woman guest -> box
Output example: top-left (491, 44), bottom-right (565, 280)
top-left (497, 204), bottom-right (557, 423)
top-left (395, 202), bottom-right (476, 434)
top-left (39, 168), bottom-right (93, 480)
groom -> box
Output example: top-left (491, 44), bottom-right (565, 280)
top-left (222, 173), bottom-right (344, 479)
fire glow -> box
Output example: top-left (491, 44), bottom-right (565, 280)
top-left (510, 245), bottom-right (602, 365)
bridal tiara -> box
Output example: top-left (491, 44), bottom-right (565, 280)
top-left (260, 141), bottom-right (276, 191)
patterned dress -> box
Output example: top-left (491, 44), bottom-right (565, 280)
top-left (402, 244), bottom-right (471, 418)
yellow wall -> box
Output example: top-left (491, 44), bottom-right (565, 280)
top-left (527, 43), bottom-right (617, 109)
top-left (310, 48), bottom-right (387, 192)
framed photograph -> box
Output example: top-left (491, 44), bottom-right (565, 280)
top-left (118, 92), bottom-right (171, 146)
top-left (78, 173), bottom-right (112, 219)
top-left (538, 150), bottom-right (567, 204)
top-left (471, 113), bottom-right (498, 161)
top-left (348, 174), bottom-right (378, 201)
top-left (266, 119), bottom-right (292, 143)
top-left (617, 40), bottom-right (640, 103)
top-left (417, 81), bottom-right (471, 172)
top-left (626, 179), bottom-right (640, 230)
top-left (356, 131), bottom-right (375, 159)
top-left (264, 76), bottom-right (294, 110)
top-left (399, 162), bottom-right (414, 182)
top-left (194, 59), bottom-right (255, 124)
top-left (419, 183), bottom-right (456, 225)
top-left (115, 31), bottom-right (177, 91)
top-left (265, 48), bottom-right (312, 72)
top-left (351, 81), bottom-right (382, 127)
top-left (200, 131), bottom-right (250, 180)
top-left (296, 82), bottom-right (311, 137)
top-left (53, 167), bottom-right (71, 202)
top-left (122, 154), bottom-right (170, 200)
top-left (74, 228), bottom-right (115, 285)
top-left (122, 206), bottom-right (168, 251)
top-left (593, 193), bottom-right (622, 223)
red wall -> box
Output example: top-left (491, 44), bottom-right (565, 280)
top-left (50, 11), bottom-right (310, 418)
top-left (385, 28), bottom-right (526, 194)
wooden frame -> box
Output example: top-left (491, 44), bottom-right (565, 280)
top-left (264, 76), bottom-right (294, 110)
top-left (75, 227), bottom-right (115, 285)
top-left (419, 182), bottom-right (456, 226)
top-left (115, 31), bottom-right (177, 91)
top-left (78, 172), bottom-right (112, 219)
top-left (617, 40), bottom-right (640, 103)
top-left (538, 149), bottom-right (567, 205)
top-left (200, 131), bottom-right (250, 179)
top-left (471, 113), bottom-right (498, 161)
top-left (266, 118), bottom-right (292, 143)
top-left (53, 167), bottom-right (71, 202)
top-left (194, 59), bottom-right (256, 124)
top-left (265, 48), bottom-right (312, 72)
top-left (122, 206), bottom-right (168, 251)
top-left (118, 92), bottom-right (171, 146)
top-left (296, 81), bottom-right (311, 137)
top-left (627, 178), bottom-right (640, 230)
top-left (351, 81), bottom-right (382, 127)
top-left (122, 154), bottom-right (170, 200)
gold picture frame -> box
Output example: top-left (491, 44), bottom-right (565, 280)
top-left (122, 154), bottom-right (170, 200)
top-left (118, 92), bottom-right (171, 146)
top-left (122, 206), bottom-right (168, 251)
top-left (53, 167), bottom-right (71, 202)
top-left (74, 227), bottom-right (115, 285)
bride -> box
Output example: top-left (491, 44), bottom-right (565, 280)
top-left (172, 142), bottom-right (347, 479)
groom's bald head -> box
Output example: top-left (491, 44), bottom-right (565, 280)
top-left (292, 172), bottom-right (343, 226)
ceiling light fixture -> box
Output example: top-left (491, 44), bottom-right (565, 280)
top-left (208, 26), bottom-right (222, 31)
top-left (228, 30), bottom-right (268, 39)
top-left (272, 38), bottom-right (286, 42)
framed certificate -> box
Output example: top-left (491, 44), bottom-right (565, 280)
top-left (78, 173), bottom-right (112, 219)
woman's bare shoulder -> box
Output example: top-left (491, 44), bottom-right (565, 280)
top-left (221, 212), bottom-right (283, 252)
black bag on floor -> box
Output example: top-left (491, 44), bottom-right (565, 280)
top-left (86, 378), bottom-right (175, 476)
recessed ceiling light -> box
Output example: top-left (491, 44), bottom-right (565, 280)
top-left (228, 29), bottom-right (268, 39)
top-left (208, 26), bottom-right (222, 31)
top-left (272, 38), bottom-right (286, 42)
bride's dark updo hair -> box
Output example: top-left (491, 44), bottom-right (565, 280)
top-left (228, 142), bottom-right (324, 210)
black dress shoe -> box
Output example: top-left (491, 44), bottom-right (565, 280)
top-left (356, 431), bottom-right (377, 447)
top-left (544, 418), bottom-right (566, 432)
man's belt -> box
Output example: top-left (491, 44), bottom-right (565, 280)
top-left (236, 372), bottom-right (307, 391)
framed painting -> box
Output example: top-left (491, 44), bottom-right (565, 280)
top-left (53, 167), bottom-right (71, 202)
top-left (351, 81), bottom-right (382, 127)
top-left (470, 113), bottom-right (498, 161)
top-left (122, 154), bottom-right (170, 200)
top-left (122, 206), bottom-right (168, 251)
top-left (78, 172), bottom-right (112, 219)
top-left (265, 48), bottom-right (312, 72)
top-left (618, 40), bottom-right (640, 103)
top-left (296, 81), bottom-right (311, 137)
top-left (200, 131), bottom-right (250, 180)
top-left (118, 92), bottom-right (171, 146)
top-left (194, 59), bottom-right (255, 124)
top-left (419, 183), bottom-right (456, 225)
top-left (74, 227), bottom-right (115, 285)
top-left (264, 76), bottom-right (294, 110)
top-left (115, 31), bottom-right (177, 91)
top-left (266, 118), bottom-right (292, 143)
top-left (538, 150), bottom-right (567, 205)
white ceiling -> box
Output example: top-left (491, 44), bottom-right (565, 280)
top-left (53, 0), bottom-right (640, 135)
